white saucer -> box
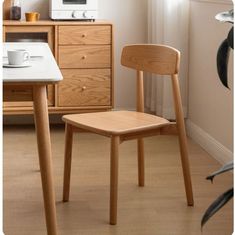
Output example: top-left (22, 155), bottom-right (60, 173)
top-left (3, 62), bottom-right (32, 68)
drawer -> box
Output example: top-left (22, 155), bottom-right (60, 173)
top-left (3, 85), bottom-right (33, 102)
top-left (59, 45), bottom-right (111, 69)
top-left (58, 26), bottom-right (111, 45)
top-left (3, 85), bottom-right (54, 106)
top-left (58, 69), bottom-right (111, 107)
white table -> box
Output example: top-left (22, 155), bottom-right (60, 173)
top-left (3, 42), bottom-right (63, 235)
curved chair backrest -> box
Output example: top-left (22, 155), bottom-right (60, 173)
top-left (121, 44), bottom-right (180, 75)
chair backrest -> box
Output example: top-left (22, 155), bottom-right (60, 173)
top-left (121, 44), bottom-right (181, 113)
top-left (121, 44), bottom-right (180, 75)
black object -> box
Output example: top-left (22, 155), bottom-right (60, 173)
top-left (201, 188), bottom-right (233, 228)
top-left (10, 6), bottom-right (21, 20)
top-left (63, 0), bottom-right (86, 4)
top-left (206, 161), bottom-right (233, 183)
top-left (216, 27), bottom-right (233, 88)
top-left (201, 161), bottom-right (234, 229)
top-left (227, 27), bottom-right (234, 49)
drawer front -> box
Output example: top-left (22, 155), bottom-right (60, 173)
top-left (59, 45), bottom-right (111, 69)
top-left (3, 85), bottom-right (33, 102)
top-left (58, 26), bottom-right (111, 45)
top-left (58, 69), bottom-right (111, 107)
top-left (3, 85), bottom-right (54, 106)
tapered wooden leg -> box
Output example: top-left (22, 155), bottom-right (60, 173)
top-left (63, 123), bottom-right (74, 202)
top-left (137, 138), bottom-right (145, 186)
top-left (110, 135), bottom-right (120, 225)
top-left (33, 85), bottom-right (58, 235)
top-left (171, 75), bottom-right (194, 206)
top-left (178, 128), bottom-right (194, 206)
top-left (136, 70), bottom-right (145, 187)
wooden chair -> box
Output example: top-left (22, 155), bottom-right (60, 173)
top-left (62, 44), bottom-right (194, 225)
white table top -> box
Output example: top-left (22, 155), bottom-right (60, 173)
top-left (3, 42), bottom-right (63, 83)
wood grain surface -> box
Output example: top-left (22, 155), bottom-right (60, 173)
top-left (3, 126), bottom-right (233, 235)
top-left (59, 45), bottom-right (111, 69)
top-left (121, 44), bottom-right (180, 75)
top-left (58, 69), bottom-right (111, 107)
top-left (59, 26), bottom-right (111, 45)
top-left (3, 22), bottom-right (114, 115)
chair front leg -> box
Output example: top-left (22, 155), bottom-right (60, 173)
top-left (110, 135), bottom-right (120, 225)
top-left (137, 138), bottom-right (145, 186)
top-left (63, 123), bottom-right (74, 202)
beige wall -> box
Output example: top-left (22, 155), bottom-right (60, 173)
top-left (188, 0), bottom-right (233, 151)
top-left (99, 0), bottom-right (148, 109)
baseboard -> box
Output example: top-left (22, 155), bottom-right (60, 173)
top-left (186, 119), bottom-right (233, 165)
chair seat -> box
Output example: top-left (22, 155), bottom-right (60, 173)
top-left (63, 111), bottom-right (169, 136)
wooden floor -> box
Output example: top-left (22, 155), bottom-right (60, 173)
top-left (3, 125), bottom-right (233, 235)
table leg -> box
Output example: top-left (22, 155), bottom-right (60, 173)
top-left (33, 85), bottom-right (58, 235)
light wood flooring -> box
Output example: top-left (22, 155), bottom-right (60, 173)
top-left (3, 125), bottom-right (233, 235)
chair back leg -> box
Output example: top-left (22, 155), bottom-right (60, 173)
top-left (63, 123), bottom-right (74, 202)
top-left (136, 70), bottom-right (145, 187)
top-left (171, 74), bottom-right (194, 206)
top-left (137, 138), bottom-right (145, 186)
top-left (110, 135), bottom-right (120, 225)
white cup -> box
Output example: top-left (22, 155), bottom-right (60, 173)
top-left (7, 49), bottom-right (30, 65)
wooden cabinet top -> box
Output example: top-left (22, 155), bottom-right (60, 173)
top-left (3, 20), bottom-right (112, 26)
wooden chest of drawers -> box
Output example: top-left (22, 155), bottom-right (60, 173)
top-left (3, 20), bottom-right (114, 115)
